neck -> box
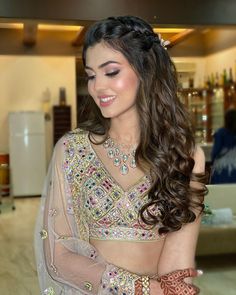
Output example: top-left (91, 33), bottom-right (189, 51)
top-left (109, 114), bottom-right (140, 146)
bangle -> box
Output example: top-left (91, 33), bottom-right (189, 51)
top-left (141, 276), bottom-right (150, 295)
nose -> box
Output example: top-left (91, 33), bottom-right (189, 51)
top-left (93, 75), bottom-right (107, 92)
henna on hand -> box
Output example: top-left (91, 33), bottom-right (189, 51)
top-left (157, 268), bottom-right (200, 295)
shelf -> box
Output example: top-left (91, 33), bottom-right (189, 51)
top-left (53, 106), bottom-right (71, 145)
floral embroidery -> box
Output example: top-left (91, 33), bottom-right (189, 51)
top-left (40, 229), bottom-right (48, 240)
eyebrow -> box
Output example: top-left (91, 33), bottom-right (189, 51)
top-left (85, 60), bottom-right (121, 71)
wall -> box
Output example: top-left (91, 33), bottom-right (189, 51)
top-left (0, 42), bottom-right (235, 164)
top-left (205, 45), bottom-right (236, 80)
top-left (172, 57), bottom-right (206, 88)
top-left (0, 55), bottom-right (77, 165)
top-left (172, 46), bottom-right (236, 88)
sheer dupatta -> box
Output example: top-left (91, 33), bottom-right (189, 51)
top-left (35, 135), bottom-right (136, 295)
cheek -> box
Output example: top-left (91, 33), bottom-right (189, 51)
top-left (114, 75), bottom-right (139, 94)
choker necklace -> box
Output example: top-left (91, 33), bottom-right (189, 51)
top-left (103, 136), bottom-right (137, 175)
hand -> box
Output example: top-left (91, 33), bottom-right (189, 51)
top-left (158, 268), bottom-right (201, 295)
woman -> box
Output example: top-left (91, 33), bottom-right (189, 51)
top-left (211, 108), bottom-right (236, 184)
top-left (35, 16), bottom-right (207, 294)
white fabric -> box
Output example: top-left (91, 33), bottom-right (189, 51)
top-left (34, 138), bottom-right (111, 294)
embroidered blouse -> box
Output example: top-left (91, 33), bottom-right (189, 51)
top-left (35, 129), bottom-right (165, 295)
top-left (66, 129), bottom-right (163, 242)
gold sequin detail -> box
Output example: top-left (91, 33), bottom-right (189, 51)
top-left (40, 229), bottom-right (48, 240)
top-left (43, 286), bottom-right (55, 295)
top-left (84, 281), bottom-right (93, 291)
top-left (50, 263), bottom-right (58, 274)
top-left (141, 276), bottom-right (150, 294)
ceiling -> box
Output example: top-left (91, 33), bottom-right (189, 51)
top-left (0, 21), bottom-right (195, 49)
top-left (1, 20), bottom-right (236, 78)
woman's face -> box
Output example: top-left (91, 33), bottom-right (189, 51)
top-left (85, 42), bottom-right (140, 119)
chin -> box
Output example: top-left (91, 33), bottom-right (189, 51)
top-left (100, 109), bottom-right (119, 119)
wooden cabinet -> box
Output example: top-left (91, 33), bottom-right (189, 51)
top-left (179, 84), bottom-right (236, 143)
top-left (53, 106), bottom-right (71, 145)
top-left (179, 88), bottom-right (211, 143)
top-left (224, 84), bottom-right (236, 110)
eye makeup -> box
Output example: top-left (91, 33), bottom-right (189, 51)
top-left (105, 70), bottom-right (120, 77)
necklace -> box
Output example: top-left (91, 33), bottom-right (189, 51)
top-left (103, 136), bottom-right (137, 175)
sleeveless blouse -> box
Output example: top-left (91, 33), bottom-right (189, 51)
top-left (64, 129), bottom-right (165, 242)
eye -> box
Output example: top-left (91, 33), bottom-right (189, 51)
top-left (105, 70), bottom-right (120, 77)
top-left (86, 75), bottom-right (95, 81)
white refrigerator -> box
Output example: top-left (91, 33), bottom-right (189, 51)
top-left (9, 111), bottom-right (46, 196)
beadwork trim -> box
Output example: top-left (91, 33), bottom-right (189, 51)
top-left (141, 276), bottom-right (150, 295)
top-left (89, 226), bottom-right (165, 241)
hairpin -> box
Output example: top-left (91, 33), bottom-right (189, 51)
top-left (157, 33), bottom-right (170, 50)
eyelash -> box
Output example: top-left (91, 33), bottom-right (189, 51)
top-left (87, 75), bottom-right (95, 81)
top-left (87, 70), bottom-right (120, 81)
top-left (106, 70), bottom-right (120, 77)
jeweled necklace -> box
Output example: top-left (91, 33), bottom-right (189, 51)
top-left (103, 136), bottom-right (137, 175)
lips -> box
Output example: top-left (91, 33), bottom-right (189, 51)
top-left (98, 95), bottom-right (116, 107)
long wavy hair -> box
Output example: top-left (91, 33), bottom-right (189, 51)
top-left (80, 16), bottom-right (208, 234)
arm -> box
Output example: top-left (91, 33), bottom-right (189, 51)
top-left (35, 136), bottom-right (141, 294)
top-left (36, 138), bottom-right (106, 294)
top-left (152, 146), bottom-right (205, 294)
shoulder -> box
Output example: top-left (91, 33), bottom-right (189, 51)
top-left (54, 128), bottom-right (89, 158)
top-left (214, 127), bottom-right (226, 137)
top-left (57, 128), bottom-right (88, 146)
top-left (192, 145), bottom-right (205, 173)
top-left (67, 128), bottom-right (88, 140)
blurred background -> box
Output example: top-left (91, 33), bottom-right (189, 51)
top-left (0, 1), bottom-right (236, 294)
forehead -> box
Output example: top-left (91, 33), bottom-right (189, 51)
top-left (85, 42), bottom-right (129, 68)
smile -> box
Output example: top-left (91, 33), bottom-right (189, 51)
top-left (99, 95), bottom-right (116, 102)
top-left (98, 95), bottom-right (116, 107)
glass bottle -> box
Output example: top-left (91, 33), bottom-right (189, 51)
top-left (59, 87), bottom-right (67, 106)
top-left (215, 72), bottom-right (219, 88)
top-left (223, 69), bottom-right (228, 86)
top-left (229, 67), bottom-right (234, 85)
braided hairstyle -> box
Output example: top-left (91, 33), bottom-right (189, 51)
top-left (81, 16), bottom-right (208, 234)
